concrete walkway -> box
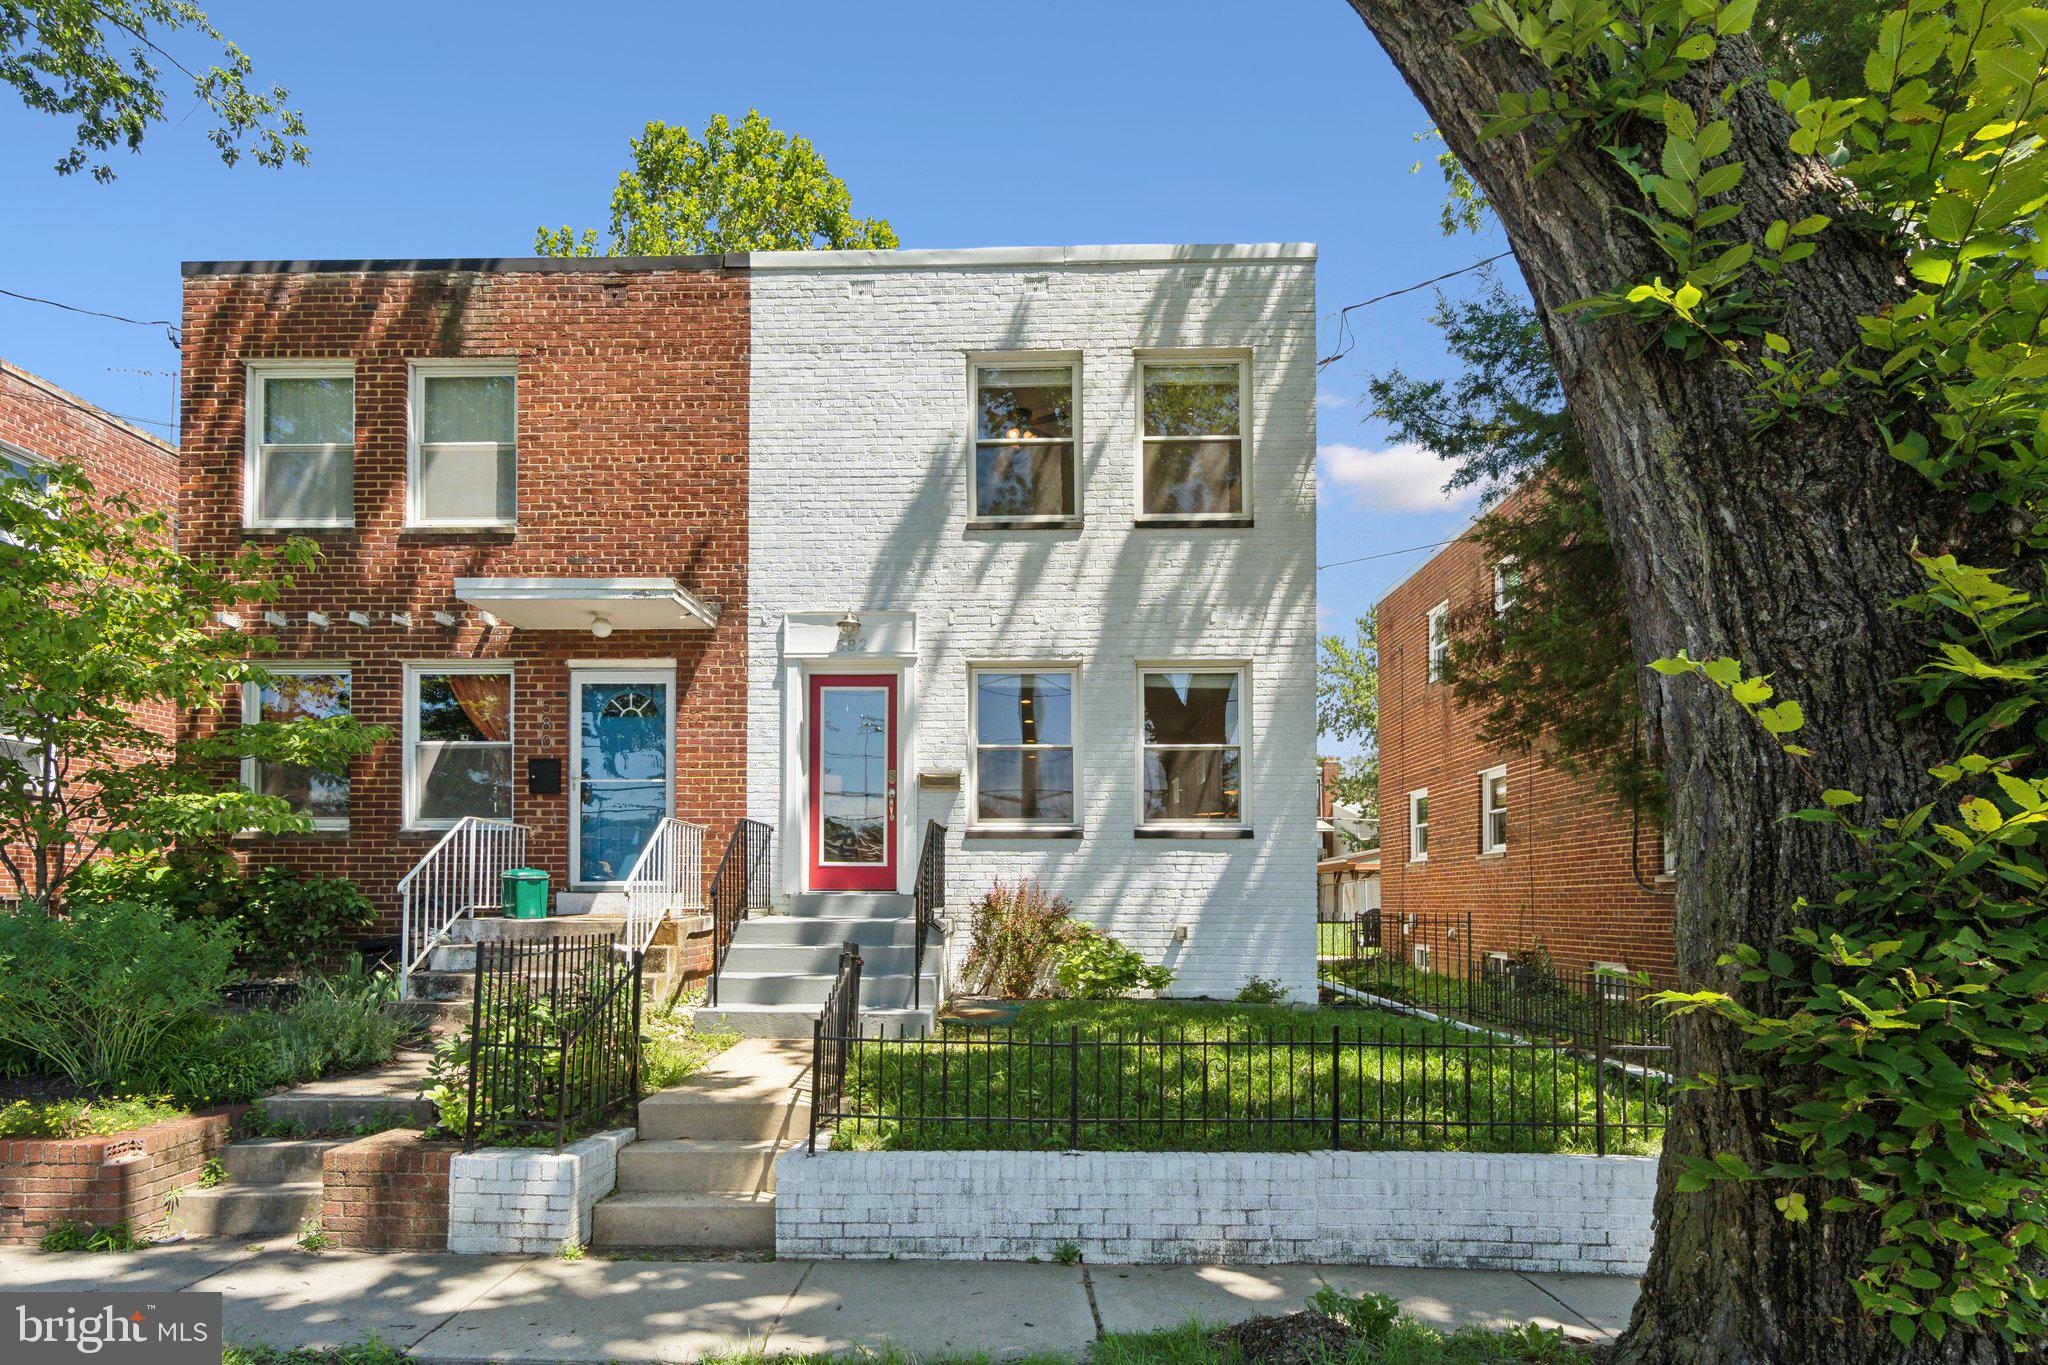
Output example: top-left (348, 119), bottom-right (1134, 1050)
top-left (0, 1240), bottom-right (1639, 1361)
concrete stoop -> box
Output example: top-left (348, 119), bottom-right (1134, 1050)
top-left (400, 911), bottom-right (710, 1034)
top-left (692, 892), bottom-right (942, 1039)
top-left (590, 1038), bottom-right (812, 1254)
top-left (171, 1138), bottom-right (339, 1238)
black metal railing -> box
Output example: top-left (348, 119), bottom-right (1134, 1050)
top-left (807, 1013), bottom-right (1668, 1157)
top-left (809, 942), bottom-right (864, 1153)
top-left (911, 820), bottom-right (946, 1010)
top-left (1318, 908), bottom-right (1668, 1049)
top-left (706, 818), bottom-right (773, 1006)
top-left (462, 933), bottom-right (643, 1151)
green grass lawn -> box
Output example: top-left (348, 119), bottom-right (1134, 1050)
top-left (830, 999), bottom-right (1663, 1156)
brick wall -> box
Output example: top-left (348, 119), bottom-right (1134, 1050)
top-left (0, 1110), bottom-right (237, 1244)
top-left (1375, 490), bottom-right (1677, 984)
top-left (321, 1128), bottom-right (455, 1251)
top-left (178, 264), bottom-right (752, 927)
top-left (0, 361), bottom-right (183, 902)
top-left (446, 1127), bottom-right (628, 1253)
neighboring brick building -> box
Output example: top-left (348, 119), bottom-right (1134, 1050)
top-left (0, 359), bottom-right (183, 904)
top-left (1374, 492), bottom-right (1676, 985)
top-left (178, 255), bottom-right (753, 933)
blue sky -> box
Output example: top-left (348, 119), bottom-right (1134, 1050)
top-left (0, 0), bottom-right (1511, 759)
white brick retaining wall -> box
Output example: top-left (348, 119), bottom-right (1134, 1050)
top-left (775, 1145), bottom-right (1656, 1273)
top-left (446, 1128), bottom-right (632, 1254)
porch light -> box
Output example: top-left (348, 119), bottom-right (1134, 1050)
top-left (589, 613), bottom-right (614, 639)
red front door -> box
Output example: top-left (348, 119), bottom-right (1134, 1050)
top-left (807, 674), bottom-right (898, 892)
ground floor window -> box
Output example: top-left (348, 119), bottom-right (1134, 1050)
top-left (243, 664), bottom-right (352, 829)
top-left (1138, 665), bottom-right (1246, 826)
top-left (970, 666), bottom-right (1075, 827)
top-left (405, 662), bottom-right (513, 828)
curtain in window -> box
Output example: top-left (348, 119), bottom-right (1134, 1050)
top-left (448, 673), bottom-right (511, 742)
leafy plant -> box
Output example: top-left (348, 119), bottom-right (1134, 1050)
top-left (295, 1218), bottom-right (333, 1252)
top-left (38, 1221), bottom-right (139, 1253)
top-left (555, 1237), bottom-right (585, 1262)
top-left (0, 900), bottom-right (237, 1089)
top-left (1051, 1241), bottom-right (1081, 1265)
top-left (1308, 1286), bottom-right (1402, 1344)
top-left (0, 1095), bottom-right (187, 1139)
top-left (1052, 929), bottom-right (1172, 1001)
top-left (222, 870), bottom-right (376, 976)
top-left (958, 881), bottom-right (1085, 998)
top-left (197, 1157), bottom-right (226, 1189)
top-left (1234, 977), bottom-right (1288, 1006)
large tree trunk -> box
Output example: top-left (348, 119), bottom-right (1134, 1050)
top-left (1341, 7), bottom-right (2010, 1363)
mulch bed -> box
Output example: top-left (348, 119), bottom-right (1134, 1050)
top-left (1209, 1312), bottom-right (1361, 1364)
top-left (0, 1072), bottom-right (91, 1106)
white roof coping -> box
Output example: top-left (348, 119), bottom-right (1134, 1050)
top-left (744, 243), bottom-right (1317, 272)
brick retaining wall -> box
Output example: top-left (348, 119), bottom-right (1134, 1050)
top-left (0, 1110), bottom-right (239, 1244)
top-left (321, 1128), bottom-right (457, 1251)
top-left (446, 1128), bottom-right (631, 1253)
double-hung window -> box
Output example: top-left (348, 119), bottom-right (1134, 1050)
top-left (405, 663), bottom-right (513, 828)
top-left (1494, 558), bottom-right (1519, 615)
top-left (1479, 765), bottom-right (1507, 855)
top-left (1139, 357), bottom-right (1247, 519)
top-left (246, 362), bottom-right (354, 528)
top-left (1139, 666), bottom-right (1247, 827)
top-left (1426, 601), bottom-right (1450, 682)
top-left (971, 360), bottom-right (1076, 522)
top-left (242, 665), bottom-right (352, 830)
top-left (970, 667), bottom-right (1076, 828)
top-left (1408, 789), bottom-right (1430, 862)
top-left (410, 361), bottom-right (517, 527)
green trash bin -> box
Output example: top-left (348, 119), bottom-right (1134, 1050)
top-left (501, 867), bottom-right (550, 919)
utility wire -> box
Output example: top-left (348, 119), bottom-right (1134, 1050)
top-left (0, 286), bottom-right (181, 347)
top-left (1317, 536), bottom-right (1460, 572)
top-left (1318, 250), bottom-right (1513, 371)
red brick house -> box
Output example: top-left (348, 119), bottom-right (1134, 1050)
top-left (0, 358), bottom-right (183, 903)
top-left (1373, 490), bottom-right (1677, 985)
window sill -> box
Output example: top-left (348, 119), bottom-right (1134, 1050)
top-left (1133, 516), bottom-right (1253, 530)
top-left (1408, 856), bottom-right (1428, 865)
top-left (242, 524), bottom-right (356, 537)
top-left (966, 517), bottom-right (1083, 532)
top-left (1133, 826), bottom-right (1252, 840)
top-left (964, 826), bottom-right (1082, 841)
top-left (235, 824), bottom-right (350, 840)
top-left (1477, 849), bottom-right (1506, 861)
top-left (399, 525), bottom-right (517, 540)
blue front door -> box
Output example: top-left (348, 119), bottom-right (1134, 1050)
top-left (574, 675), bottom-right (672, 885)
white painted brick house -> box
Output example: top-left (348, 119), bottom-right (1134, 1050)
top-left (745, 245), bottom-right (1318, 1003)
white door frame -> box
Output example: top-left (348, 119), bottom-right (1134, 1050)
top-left (568, 663), bottom-right (677, 888)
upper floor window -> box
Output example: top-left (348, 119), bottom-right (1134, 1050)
top-left (1661, 831), bottom-right (1677, 878)
top-left (1140, 666), bottom-right (1246, 826)
top-left (1408, 789), bottom-right (1429, 862)
top-left (1494, 558), bottom-right (1519, 615)
top-left (410, 361), bottom-right (517, 527)
top-left (972, 361), bottom-right (1076, 523)
top-left (242, 665), bottom-right (351, 830)
top-left (1479, 764), bottom-right (1507, 855)
top-left (1139, 358), bottom-right (1246, 519)
top-left (245, 362), bottom-right (354, 529)
top-left (1426, 601), bottom-right (1450, 682)
top-left (0, 443), bottom-right (47, 489)
top-left (970, 667), bottom-right (1076, 827)
top-left (404, 663), bottom-right (513, 829)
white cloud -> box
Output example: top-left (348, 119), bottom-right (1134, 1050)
top-left (1318, 441), bottom-right (1482, 514)
top-left (1316, 391), bottom-right (1355, 411)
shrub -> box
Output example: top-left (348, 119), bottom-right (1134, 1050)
top-left (39, 1221), bottom-right (140, 1253)
top-left (958, 881), bottom-right (1083, 998)
top-left (0, 1096), bottom-right (188, 1139)
top-left (0, 901), bottom-right (238, 1090)
top-left (1235, 976), bottom-right (1288, 1006)
top-left (68, 848), bottom-right (242, 924)
top-left (231, 870), bottom-right (376, 976)
top-left (1052, 928), bottom-right (1173, 1000)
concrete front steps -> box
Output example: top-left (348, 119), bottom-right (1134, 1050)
top-left (172, 1138), bottom-right (339, 1238)
top-left (694, 893), bottom-right (941, 1038)
top-left (590, 1038), bottom-right (811, 1253)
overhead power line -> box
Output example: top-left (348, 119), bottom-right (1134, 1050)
top-left (0, 286), bottom-right (181, 347)
top-left (1316, 536), bottom-right (1460, 572)
top-left (1317, 250), bottom-right (1513, 371)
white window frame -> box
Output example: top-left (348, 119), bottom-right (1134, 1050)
top-left (407, 358), bottom-right (519, 529)
top-left (1661, 831), bottom-right (1677, 878)
top-left (966, 353), bottom-right (1081, 527)
top-left (966, 661), bottom-right (1081, 831)
top-left (1408, 788), bottom-right (1429, 862)
top-left (240, 662), bottom-right (352, 832)
top-left (0, 440), bottom-right (50, 549)
top-left (1134, 350), bottom-right (1253, 523)
top-left (1135, 661), bottom-right (1251, 830)
top-left (1426, 600), bottom-right (1450, 682)
top-left (244, 360), bottom-right (355, 530)
top-left (403, 660), bottom-right (514, 832)
top-left (1479, 764), bottom-right (1508, 856)
top-left (1494, 557), bottom-right (1519, 615)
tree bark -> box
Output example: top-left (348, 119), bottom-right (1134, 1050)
top-left (1341, 6), bottom-right (2011, 1362)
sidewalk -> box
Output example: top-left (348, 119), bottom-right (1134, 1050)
top-left (0, 1240), bottom-right (1639, 1361)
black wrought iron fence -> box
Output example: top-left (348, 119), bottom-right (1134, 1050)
top-left (807, 1017), bottom-right (1668, 1156)
top-left (706, 818), bottom-right (773, 1006)
top-left (809, 942), bottom-right (863, 1153)
top-left (1318, 908), bottom-right (1668, 1049)
top-left (462, 933), bottom-right (642, 1151)
top-left (911, 821), bottom-right (946, 1010)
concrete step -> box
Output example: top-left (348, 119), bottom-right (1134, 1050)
top-left (429, 940), bottom-right (675, 976)
top-left (173, 1182), bottom-right (322, 1238)
top-left (590, 1191), bottom-right (773, 1251)
top-left (720, 941), bottom-right (918, 975)
top-left (614, 1139), bottom-right (785, 1195)
top-left (396, 998), bottom-right (470, 1035)
top-left (218, 1138), bottom-right (340, 1185)
top-left (635, 1093), bottom-right (810, 1143)
top-left (789, 892), bottom-right (916, 919)
top-left (407, 969), bottom-right (471, 1002)
top-left (713, 970), bottom-right (934, 1010)
top-left (692, 1005), bottom-right (936, 1040)
top-left (555, 891), bottom-right (630, 916)
top-left (731, 916), bottom-right (924, 947)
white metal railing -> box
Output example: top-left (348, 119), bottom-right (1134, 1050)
top-left (622, 817), bottom-right (708, 953)
top-left (397, 816), bottom-right (529, 991)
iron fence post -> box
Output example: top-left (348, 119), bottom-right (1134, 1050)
top-left (1594, 986), bottom-right (1609, 1157)
top-left (628, 948), bottom-right (644, 1123)
top-left (1329, 1025), bottom-right (1341, 1150)
top-left (810, 1015), bottom-right (823, 1155)
top-left (1067, 1026), bottom-right (1080, 1149)
top-left (463, 939), bottom-right (487, 1152)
